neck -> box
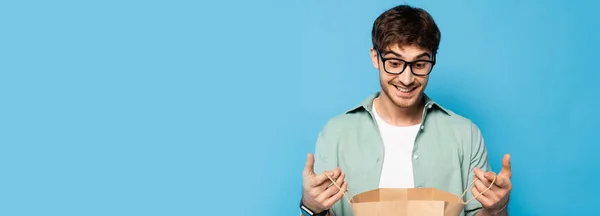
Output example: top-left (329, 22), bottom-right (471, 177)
top-left (374, 93), bottom-right (425, 127)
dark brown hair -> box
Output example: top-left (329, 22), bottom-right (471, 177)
top-left (371, 5), bottom-right (441, 56)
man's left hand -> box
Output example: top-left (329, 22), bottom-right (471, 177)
top-left (473, 154), bottom-right (512, 212)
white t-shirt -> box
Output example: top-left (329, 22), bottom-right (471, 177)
top-left (372, 103), bottom-right (421, 189)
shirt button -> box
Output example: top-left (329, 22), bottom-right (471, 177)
top-left (420, 125), bottom-right (424, 130)
top-left (413, 155), bottom-right (419, 160)
top-left (428, 104), bottom-right (432, 109)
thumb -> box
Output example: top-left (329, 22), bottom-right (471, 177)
top-left (303, 153), bottom-right (316, 177)
top-left (499, 154), bottom-right (512, 179)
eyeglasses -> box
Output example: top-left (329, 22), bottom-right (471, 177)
top-left (376, 48), bottom-right (436, 76)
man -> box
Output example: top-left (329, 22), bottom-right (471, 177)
top-left (299, 5), bottom-right (512, 216)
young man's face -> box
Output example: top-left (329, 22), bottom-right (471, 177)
top-left (370, 44), bottom-right (434, 109)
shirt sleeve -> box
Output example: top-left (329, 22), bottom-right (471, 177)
top-left (464, 122), bottom-right (492, 216)
top-left (312, 121), bottom-right (342, 215)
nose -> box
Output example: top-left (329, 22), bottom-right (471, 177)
top-left (397, 66), bottom-right (415, 85)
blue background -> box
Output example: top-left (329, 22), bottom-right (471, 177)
top-left (1, 0), bottom-right (599, 215)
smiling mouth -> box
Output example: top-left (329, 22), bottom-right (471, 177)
top-left (395, 85), bottom-right (417, 93)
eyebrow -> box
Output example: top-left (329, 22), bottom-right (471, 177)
top-left (383, 51), bottom-right (431, 60)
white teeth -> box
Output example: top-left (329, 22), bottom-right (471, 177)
top-left (397, 86), bottom-right (415, 93)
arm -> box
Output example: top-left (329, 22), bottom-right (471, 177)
top-left (300, 121), bottom-right (342, 216)
top-left (464, 122), bottom-right (492, 216)
top-left (467, 123), bottom-right (512, 216)
top-left (313, 129), bottom-right (338, 187)
top-left (299, 210), bottom-right (333, 216)
top-left (476, 203), bottom-right (508, 216)
top-left (299, 210), bottom-right (334, 216)
top-left (312, 125), bottom-right (341, 215)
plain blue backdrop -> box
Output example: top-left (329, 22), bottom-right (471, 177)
top-left (1, 0), bottom-right (599, 215)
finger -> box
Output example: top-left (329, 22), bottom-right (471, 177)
top-left (483, 171), bottom-right (497, 183)
top-left (475, 169), bottom-right (497, 188)
top-left (494, 174), bottom-right (505, 187)
top-left (499, 154), bottom-right (512, 179)
top-left (494, 175), bottom-right (512, 189)
top-left (473, 179), bottom-right (499, 201)
top-left (311, 167), bottom-right (342, 187)
top-left (327, 168), bottom-right (342, 185)
top-left (473, 168), bottom-right (489, 184)
top-left (328, 168), bottom-right (342, 182)
top-left (310, 167), bottom-right (342, 187)
top-left (310, 170), bottom-right (335, 187)
top-left (473, 168), bottom-right (485, 179)
top-left (314, 168), bottom-right (342, 191)
top-left (322, 179), bottom-right (348, 208)
top-left (472, 186), bottom-right (494, 208)
top-left (316, 172), bottom-right (346, 202)
top-left (303, 153), bottom-right (316, 177)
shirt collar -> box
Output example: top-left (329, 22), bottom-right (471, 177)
top-left (345, 91), bottom-right (451, 115)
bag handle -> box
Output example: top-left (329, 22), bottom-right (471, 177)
top-left (325, 172), bottom-right (496, 205)
top-left (326, 174), bottom-right (355, 204)
top-left (457, 174), bottom-right (496, 204)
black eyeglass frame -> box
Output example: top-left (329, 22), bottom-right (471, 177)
top-left (375, 48), bottom-right (437, 76)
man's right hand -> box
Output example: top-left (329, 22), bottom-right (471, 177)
top-left (301, 153), bottom-right (347, 213)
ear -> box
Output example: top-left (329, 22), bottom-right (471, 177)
top-left (370, 47), bottom-right (379, 69)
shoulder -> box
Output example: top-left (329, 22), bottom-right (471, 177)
top-left (312, 110), bottom-right (368, 163)
top-left (319, 93), bottom-right (377, 136)
top-left (437, 108), bottom-right (479, 130)
top-left (428, 103), bottom-right (484, 143)
top-left (319, 111), bottom-right (366, 136)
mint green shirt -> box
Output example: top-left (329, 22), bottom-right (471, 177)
top-left (313, 92), bottom-right (491, 216)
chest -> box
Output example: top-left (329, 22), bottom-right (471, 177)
top-left (377, 123), bottom-right (420, 153)
top-left (336, 119), bottom-right (467, 194)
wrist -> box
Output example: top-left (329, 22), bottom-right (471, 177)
top-left (481, 200), bottom-right (509, 216)
top-left (300, 199), bottom-right (328, 216)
